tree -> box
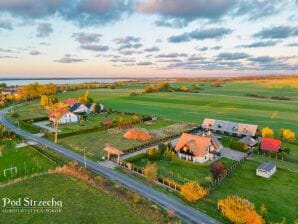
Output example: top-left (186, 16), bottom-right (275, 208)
top-left (211, 162), bottom-right (227, 179)
top-left (131, 115), bottom-right (140, 124)
top-left (40, 95), bottom-right (48, 106)
top-left (144, 162), bottom-right (158, 182)
top-left (218, 196), bottom-right (265, 224)
top-left (0, 145), bottom-right (6, 157)
top-left (262, 126), bottom-right (274, 138)
top-left (180, 181), bottom-right (207, 202)
top-left (48, 105), bottom-right (67, 144)
top-left (280, 129), bottom-right (295, 141)
top-left (77, 96), bottom-right (87, 104)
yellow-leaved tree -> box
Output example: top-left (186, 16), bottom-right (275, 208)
top-left (218, 195), bottom-right (265, 224)
top-left (262, 126), bottom-right (274, 138)
top-left (280, 129), bottom-right (295, 141)
top-left (144, 162), bottom-right (158, 182)
top-left (180, 181), bottom-right (208, 202)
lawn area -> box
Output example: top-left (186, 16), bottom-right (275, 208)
top-left (0, 140), bottom-right (56, 182)
top-left (128, 156), bottom-right (234, 186)
top-left (204, 160), bottom-right (298, 224)
top-left (0, 173), bottom-right (164, 224)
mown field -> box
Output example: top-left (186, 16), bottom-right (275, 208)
top-left (0, 174), bottom-right (164, 224)
top-left (0, 140), bottom-right (56, 182)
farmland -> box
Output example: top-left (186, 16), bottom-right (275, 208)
top-left (0, 173), bottom-right (170, 224)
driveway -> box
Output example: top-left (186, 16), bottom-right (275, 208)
top-left (221, 147), bottom-right (246, 161)
top-left (33, 121), bottom-right (58, 133)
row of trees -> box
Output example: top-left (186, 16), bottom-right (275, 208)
top-left (262, 126), bottom-right (295, 141)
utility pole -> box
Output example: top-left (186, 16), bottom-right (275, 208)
top-left (84, 148), bottom-right (87, 168)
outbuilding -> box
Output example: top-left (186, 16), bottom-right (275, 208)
top-left (256, 162), bottom-right (276, 178)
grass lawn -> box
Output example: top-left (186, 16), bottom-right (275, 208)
top-left (204, 160), bottom-right (298, 224)
top-left (0, 173), bottom-right (160, 224)
top-left (128, 155), bottom-right (234, 185)
top-left (0, 140), bottom-right (56, 183)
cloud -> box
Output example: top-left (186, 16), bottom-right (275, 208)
top-left (168, 28), bottom-right (232, 43)
top-left (156, 53), bottom-right (187, 58)
top-left (80, 44), bottom-right (109, 52)
top-left (286, 42), bottom-right (298, 47)
top-left (254, 25), bottom-right (298, 39)
top-left (211, 46), bottom-right (222, 50)
top-left (136, 61), bottom-right (153, 66)
top-left (114, 36), bottom-right (140, 44)
top-left (118, 43), bottom-right (143, 50)
top-left (36, 23), bottom-right (53, 38)
top-left (0, 0), bottom-right (135, 26)
top-left (0, 48), bottom-right (13, 53)
top-left (195, 46), bottom-right (208, 51)
top-left (144, 46), bottom-right (160, 52)
top-left (54, 54), bottom-right (85, 63)
top-left (72, 32), bottom-right (102, 44)
top-left (29, 50), bottom-right (41, 55)
top-left (119, 50), bottom-right (139, 55)
top-left (138, 0), bottom-right (235, 27)
top-left (217, 52), bottom-right (250, 60)
top-left (0, 20), bottom-right (13, 30)
top-left (237, 40), bottom-right (279, 48)
top-left (249, 56), bottom-right (275, 63)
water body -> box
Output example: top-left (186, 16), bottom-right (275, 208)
top-left (0, 78), bottom-right (130, 86)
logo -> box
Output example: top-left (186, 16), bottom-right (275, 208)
top-left (2, 197), bottom-right (63, 214)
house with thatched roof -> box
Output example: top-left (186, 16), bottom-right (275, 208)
top-left (175, 133), bottom-right (222, 163)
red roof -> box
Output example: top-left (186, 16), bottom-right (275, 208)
top-left (48, 108), bottom-right (69, 120)
top-left (65, 98), bottom-right (77, 106)
top-left (260, 138), bottom-right (281, 152)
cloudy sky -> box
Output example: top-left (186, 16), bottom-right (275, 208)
top-left (0, 0), bottom-right (297, 78)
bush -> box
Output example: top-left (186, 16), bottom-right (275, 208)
top-left (180, 181), bottom-right (208, 202)
top-left (211, 162), bottom-right (227, 179)
top-left (230, 140), bottom-right (248, 152)
top-left (218, 195), bottom-right (265, 224)
top-left (144, 162), bottom-right (158, 182)
top-left (146, 148), bottom-right (161, 161)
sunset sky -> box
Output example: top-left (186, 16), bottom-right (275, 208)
top-left (0, 0), bottom-right (297, 78)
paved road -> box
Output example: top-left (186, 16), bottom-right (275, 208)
top-left (0, 106), bottom-right (219, 224)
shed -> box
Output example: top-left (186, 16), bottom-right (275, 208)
top-left (260, 138), bottom-right (281, 153)
top-left (256, 162), bottom-right (276, 178)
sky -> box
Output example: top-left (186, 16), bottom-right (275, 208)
top-left (0, 0), bottom-right (297, 78)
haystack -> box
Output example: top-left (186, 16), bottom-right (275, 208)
top-left (123, 128), bottom-right (152, 141)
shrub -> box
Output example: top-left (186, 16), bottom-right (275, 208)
top-left (280, 129), bottom-right (295, 141)
top-left (230, 140), bottom-right (248, 152)
top-left (218, 195), bottom-right (265, 224)
top-left (211, 162), bottom-right (227, 179)
top-left (180, 181), bottom-right (208, 202)
top-left (147, 148), bottom-right (161, 161)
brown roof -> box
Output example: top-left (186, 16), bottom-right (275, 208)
top-left (175, 133), bottom-right (211, 157)
top-left (103, 146), bottom-right (123, 155)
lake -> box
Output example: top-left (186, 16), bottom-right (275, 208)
top-left (0, 78), bottom-right (130, 86)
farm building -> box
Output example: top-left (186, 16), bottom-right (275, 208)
top-left (175, 133), bottom-right (222, 163)
top-left (256, 162), bottom-right (276, 178)
top-left (202, 118), bottom-right (258, 137)
top-left (49, 109), bottom-right (79, 125)
top-left (260, 138), bottom-right (281, 153)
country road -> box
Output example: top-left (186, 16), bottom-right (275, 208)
top-left (0, 105), bottom-right (219, 224)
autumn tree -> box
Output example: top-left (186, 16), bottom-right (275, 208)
top-left (218, 195), bottom-right (265, 224)
top-left (262, 126), bottom-right (274, 138)
top-left (144, 162), bottom-right (158, 182)
top-left (180, 181), bottom-right (208, 202)
top-left (40, 95), bottom-right (48, 106)
top-left (280, 129), bottom-right (295, 141)
top-left (48, 104), bottom-right (68, 144)
top-left (211, 162), bottom-right (227, 179)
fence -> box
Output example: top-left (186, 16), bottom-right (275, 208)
top-left (208, 156), bottom-right (246, 191)
top-left (120, 155), bottom-right (247, 193)
top-left (119, 161), bottom-right (181, 192)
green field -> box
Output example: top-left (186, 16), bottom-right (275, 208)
top-left (0, 174), bottom-right (167, 224)
top-left (12, 81), bottom-right (298, 135)
top-left (0, 140), bottom-right (56, 182)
